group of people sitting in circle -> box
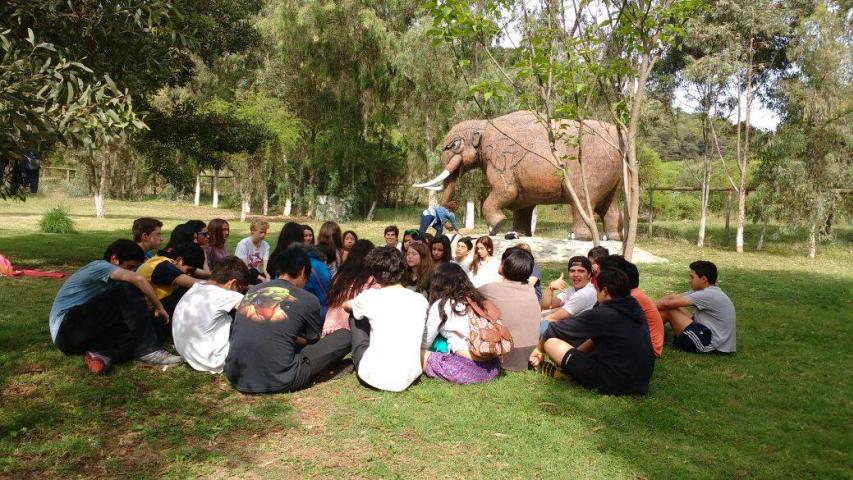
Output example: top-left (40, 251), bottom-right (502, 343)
top-left (48, 212), bottom-right (736, 396)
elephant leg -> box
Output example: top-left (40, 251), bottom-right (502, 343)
top-left (483, 193), bottom-right (508, 235)
top-left (601, 197), bottom-right (622, 240)
top-left (512, 206), bottom-right (534, 236)
top-left (571, 204), bottom-right (594, 241)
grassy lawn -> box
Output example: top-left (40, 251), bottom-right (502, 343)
top-left (1, 192), bottom-right (851, 478)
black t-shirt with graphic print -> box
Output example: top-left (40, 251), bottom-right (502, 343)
top-left (224, 279), bottom-right (322, 393)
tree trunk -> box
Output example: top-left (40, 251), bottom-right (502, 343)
top-left (212, 170), bottom-right (220, 208)
top-left (94, 152), bottom-right (109, 219)
top-left (240, 193), bottom-right (250, 222)
top-left (736, 41), bottom-right (755, 254)
top-left (756, 222), bottom-right (767, 251)
top-left (531, 206), bottom-right (538, 236)
top-left (284, 198), bottom-right (292, 216)
top-left (736, 185), bottom-right (747, 252)
top-left (366, 200), bottom-right (378, 221)
top-left (465, 200), bottom-right (475, 229)
top-left (808, 218), bottom-right (817, 259)
top-left (194, 172), bottom-right (201, 206)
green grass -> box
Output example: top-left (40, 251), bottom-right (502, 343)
top-left (1, 192), bottom-right (851, 478)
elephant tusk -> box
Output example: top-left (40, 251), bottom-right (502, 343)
top-left (424, 185), bottom-right (444, 192)
top-left (412, 169), bottom-right (451, 188)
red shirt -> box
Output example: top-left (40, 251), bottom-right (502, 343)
top-left (631, 288), bottom-right (664, 357)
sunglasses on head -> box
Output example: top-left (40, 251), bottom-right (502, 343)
top-left (197, 231), bottom-right (209, 237)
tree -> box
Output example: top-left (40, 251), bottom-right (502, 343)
top-left (757, 0), bottom-right (852, 258)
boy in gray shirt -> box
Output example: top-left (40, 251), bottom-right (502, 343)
top-left (655, 261), bottom-right (736, 353)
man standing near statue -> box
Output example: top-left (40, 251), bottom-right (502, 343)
top-left (418, 201), bottom-right (462, 238)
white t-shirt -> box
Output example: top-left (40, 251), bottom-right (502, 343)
top-left (556, 281), bottom-right (597, 315)
top-left (469, 256), bottom-right (501, 288)
top-left (352, 286), bottom-right (429, 392)
top-left (172, 283), bottom-right (244, 373)
top-left (235, 237), bottom-right (270, 273)
top-left (422, 300), bottom-right (472, 354)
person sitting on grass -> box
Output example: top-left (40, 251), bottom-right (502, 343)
top-left (655, 260), bottom-right (736, 354)
top-left (468, 236), bottom-right (501, 288)
top-left (430, 235), bottom-right (452, 264)
top-left (539, 256), bottom-right (598, 335)
top-left (402, 229), bottom-right (420, 252)
top-left (137, 242), bottom-right (205, 318)
top-left (598, 255), bottom-right (664, 358)
top-left (587, 245), bottom-right (609, 287)
top-left (322, 239), bottom-right (376, 337)
top-left (49, 239), bottom-right (181, 375)
top-left (204, 218), bottom-right (231, 271)
top-left (403, 241), bottom-right (434, 295)
top-left (270, 222), bottom-right (333, 318)
top-left (171, 256), bottom-right (250, 374)
top-left (478, 247), bottom-right (540, 371)
top-left (383, 225), bottom-right (400, 250)
top-left (132, 217), bottom-right (163, 259)
top-left (530, 268), bottom-right (655, 396)
top-left (452, 236), bottom-right (473, 271)
top-left (235, 219), bottom-right (271, 282)
top-left (184, 220), bottom-right (212, 279)
top-left (341, 230), bottom-right (358, 263)
top-left (343, 246), bottom-right (429, 392)
top-left (515, 243), bottom-right (543, 302)
top-left (421, 263), bottom-right (501, 384)
top-left (418, 201), bottom-right (462, 238)
top-left (224, 246), bottom-right (352, 393)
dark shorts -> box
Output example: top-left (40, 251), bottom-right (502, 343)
top-left (674, 321), bottom-right (714, 353)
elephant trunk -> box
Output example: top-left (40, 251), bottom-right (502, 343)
top-left (440, 171), bottom-right (458, 204)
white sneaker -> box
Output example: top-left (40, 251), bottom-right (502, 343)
top-left (136, 349), bottom-right (183, 366)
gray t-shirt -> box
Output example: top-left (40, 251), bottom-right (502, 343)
top-left (686, 286), bottom-right (736, 352)
top-left (49, 260), bottom-right (118, 342)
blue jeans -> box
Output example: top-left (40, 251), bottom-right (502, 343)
top-left (419, 214), bottom-right (442, 238)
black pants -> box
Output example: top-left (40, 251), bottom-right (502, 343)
top-left (152, 287), bottom-right (188, 344)
top-left (54, 283), bottom-right (159, 363)
top-left (287, 329), bottom-right (352, 392)
top-left (349, 316), bottom-right (371, 370)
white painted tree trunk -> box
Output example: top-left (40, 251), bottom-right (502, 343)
top-left (284, 198), bottom-right (292, 216)
top-left (735, 186), bottom-right (747, 253)
top-left (531, 206), bottom-right (538, 236)
top-left (240, 194), bottom-right (250, 222)
top-left (262, 196), bottom-right (268, 216)
top-left (194, 173), bottom-right (201, 206)
top-left (212, 170), bottom-right (219, 208)
top-left (756, 223), bottom-right (766, 251)
top-left (465, 200), bottom-right (475, 229)
top-left (809, 220), bottom-right (817, 259)
top-left (366, 200), bottom-right (378, 221)
top-left (94, 192), bottom-right (105, 219)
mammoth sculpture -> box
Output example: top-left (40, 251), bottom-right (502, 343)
top-left (413, 110), bottom-right (622, 240)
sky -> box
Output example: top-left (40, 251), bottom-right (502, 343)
top-left (673, 85), bottom-right (782, 131)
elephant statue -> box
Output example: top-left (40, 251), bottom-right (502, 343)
top-left (413, 110), bottom-right (623, 240)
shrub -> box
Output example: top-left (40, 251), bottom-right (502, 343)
top-left (39, 207), bottom-right (76, 234)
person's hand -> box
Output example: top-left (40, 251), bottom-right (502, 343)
top-left (549, 273), bottom-right (566, 292)
top-left (529, 349), bottom-right (544, 367)
top-left (154, 306), bottom-right (170, 325)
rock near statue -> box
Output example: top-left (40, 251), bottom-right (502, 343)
top-left (414, 111), bottom-right (622, 240)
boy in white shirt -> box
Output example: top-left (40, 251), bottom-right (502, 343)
top-left (539, 256), bottom-right (598, 335)
top-left (172, 256), bottom-right (250, 373)
top-left (344, 246), bottom-right (429, 392)
top-left (235, 219), bottom-right (270, 281)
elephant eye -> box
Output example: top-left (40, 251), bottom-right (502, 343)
top-left (448, 139), bottom-right (462, 152)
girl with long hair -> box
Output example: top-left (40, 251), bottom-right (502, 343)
top-left (205, 219), bottom-right (231, 271)
top-left (403, 241), bottom-right (433, 295)
top-left (270, 221), bottom-right (333, 317)
top-left (430, 235), bottom-right (451, 264)
top-left (342, 230), bottom-right (358, 262)
top-left (317, 221), bottom-right (344, 275)
top-left (322, 239), bottom-right (376, 336)
top-left (303, 225), bottom-right (315, 244)
top-left (468, 236), bottom-right (501, 287)
top-left (421, 263), bottom-right (501, 384)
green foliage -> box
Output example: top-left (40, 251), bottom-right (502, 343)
top-left (38, 207), bottom-right (75, 234)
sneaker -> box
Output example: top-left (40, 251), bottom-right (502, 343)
top-left (136, 349), bottom-right (183, 367)
top-left (84, 351), bottom-right (111, 375)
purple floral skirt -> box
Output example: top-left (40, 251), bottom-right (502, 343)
top-left (425, 353), bottom-right (500, 384)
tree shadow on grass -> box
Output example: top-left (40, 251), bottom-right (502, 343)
top-left (532, 267), bottom-right (852, 479)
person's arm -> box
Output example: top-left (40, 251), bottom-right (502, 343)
top-left (656, 293), bottom-right (694, 311)
top-left (544, 308), bottom-right (571, 322)
top-left (302, 299), bottom-right (323, 344)
top-left (422, 303), bottom-right (441, 349)
top-left (110, 268), bottom-right (170, 323)
top-left (445, 211), bottom-right (461, 232)
top-left (173, 274), bottom-right (198, 289)
top-left (540, 274), bottom-right (566, 310)
top-left (342, 299), bottom-right (354, 313)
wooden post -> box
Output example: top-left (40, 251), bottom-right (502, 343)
top-left (66, 169), bottom-right (70, 182)
top-left (724, 190), bottom-right (732, 242)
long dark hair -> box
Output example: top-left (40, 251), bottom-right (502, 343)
top-left (327, 239), bottom-right (375, 307)
top-left (430, 235), bottom-right (452, 263)
top-left (318, 221), bottom-right (343, 250)
top-left (158, 223), bottom-right (196, 255)
top-left (273, 222), bottom-right (304, 254)
top-left (470, 235), bottom-right (494, 274)
top-left (428, 263), bottom-right (486, 327)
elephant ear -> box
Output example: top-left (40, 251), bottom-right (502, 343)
top-left (471, 130), bottom-right (482, 148)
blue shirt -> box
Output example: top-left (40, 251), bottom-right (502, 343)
top-left (305, 256), bottom-right (331, 319)
top-left (433, 206), bottom-right (460, 231)
top-left (49, 260), bottom-right (118, 341)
